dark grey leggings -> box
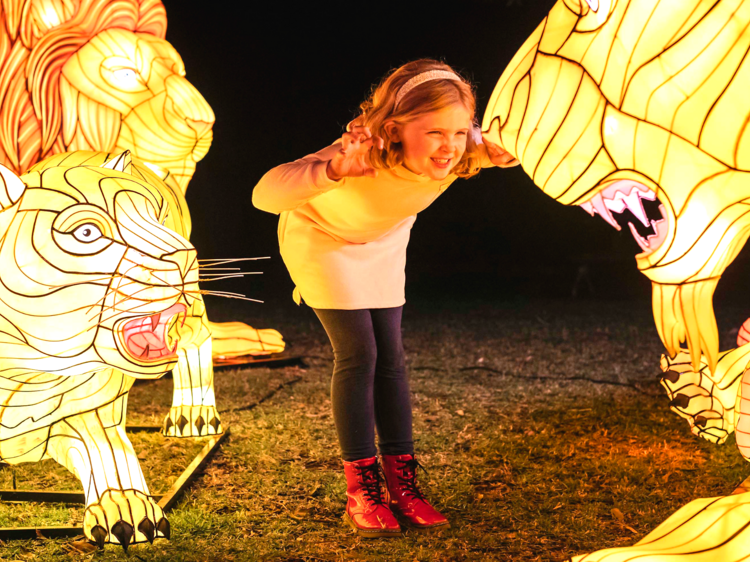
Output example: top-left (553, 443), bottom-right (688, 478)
top-left (313, 306), bottom-right (414, 461)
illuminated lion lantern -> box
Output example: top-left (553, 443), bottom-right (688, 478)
top-left (0, 150), bottom-right (210, 548)
top-left (0, 0), bottom-right (285, 373)
top-left (483, 0), bottom-right (750, 559)
top-left (0, 0), bottom-right (204, 190)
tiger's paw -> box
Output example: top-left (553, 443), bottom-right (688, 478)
top-left (659, 352), bottom-right (735, 444)
top-left (84, 489), bottom-right (169, 550)
top-left (208, 320), bottom-right (286, 358)
top-left (162, 405), bottom-right (222, 437)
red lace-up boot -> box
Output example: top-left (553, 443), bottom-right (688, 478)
top-left (381, 454), bottom-right (449, 532)
top-left (342, 457), bottom-right (401, 537)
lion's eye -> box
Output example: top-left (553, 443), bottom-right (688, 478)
top-left (584, 0), bottom-right (599, 10)
top-left (113, 68), bottom-right (140, 85)
top-left (72, 223), bottom-right (103, 243)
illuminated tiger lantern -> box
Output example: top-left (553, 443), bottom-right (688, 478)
top-left (483, 0), bottom-right (750, 559)
top-left (0, 0), bottom-right (285, 375)
top-left (0, 150), bottom-right (211, 548)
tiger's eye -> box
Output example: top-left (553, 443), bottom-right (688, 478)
top-left (72, 223), bottom-right (103, 243)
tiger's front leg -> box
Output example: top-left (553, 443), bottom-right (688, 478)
top-left (44, 374), bottom-right (168, 549)
top-left (163, 298), bottom-right (223, 437)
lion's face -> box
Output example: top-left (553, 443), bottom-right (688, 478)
top-left (483, 0), bottom-right (750, 372)
top-left (0, 151), bottom-right (199, 378)
top-left (61, 28), bottom-right (214, 193)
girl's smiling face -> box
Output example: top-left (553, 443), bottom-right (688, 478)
top-left (387, 104), bottom-right (473, 180)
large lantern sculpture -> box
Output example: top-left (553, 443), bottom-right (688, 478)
top-left (0, 150), bottom-right (211, 547)
top-left (0, 0), bottom-right (285, 437)
top-left (483, 0), bottom-right (750, 559)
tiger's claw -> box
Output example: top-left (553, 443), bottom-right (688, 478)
top-left (162, 404), bottom-right (222, 437)
top-left (84, 489), bottom-right (168, 548)
top-left (659, 351), bottom-right (739, 444)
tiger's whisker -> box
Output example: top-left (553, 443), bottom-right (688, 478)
top-left (92, 280), bottom-right (181, 321)
top-left (188, 289), bottom-right (263, 303)
top-left (87, 278), bottom-right (145, 316)
top-left (198, 257), bottom-right (270, 268)
top-left (199, 272), bottom-right (261, 278)
top-left (198, 257), bottom-right (270, 262)
top-left (97, 293), bottom-right (185, 325)
top-left (198, 276), bottom-right (252, 283)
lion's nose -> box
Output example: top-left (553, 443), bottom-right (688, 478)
top-left (165, 74), bottom-right (215, 135)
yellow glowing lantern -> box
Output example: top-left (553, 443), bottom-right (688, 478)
top-left (484, 0), bottom-right (750, 559)
top-left (0, 0), bottom-right (285, 379)
top-left (483, 0), bottom-right (750, 376)
top-left (571, 491), bottom-right (750, 561)
top-left (0, 150), bottom-right (208, 547)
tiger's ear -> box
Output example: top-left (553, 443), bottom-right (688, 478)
top-left (0, 163), bottom-right (26, 210)
top-left (101, 151), bottom-right (133, 174)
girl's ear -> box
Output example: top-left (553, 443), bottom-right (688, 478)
top-left (383, 121), bottom-right (401, 143)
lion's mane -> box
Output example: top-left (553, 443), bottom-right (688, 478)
top-left (0, 0), bottom-right (166, 174)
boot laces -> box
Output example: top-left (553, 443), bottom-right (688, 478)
top-left (396, 458), bottom-right (427, 501)
top-left (356, 463), bottom-right (387, 506)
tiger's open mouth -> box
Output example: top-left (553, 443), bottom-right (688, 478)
top-left (120, 303), bottom-right (187, 362)
top-left (579, 181), bottom-right (668, 256)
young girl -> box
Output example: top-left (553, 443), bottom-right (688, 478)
top-left (253, 59), bottom-right (518, 537)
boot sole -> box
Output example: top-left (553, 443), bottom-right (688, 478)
top-left (342, 513), bottom-right (402, 538)
top-left (391, 510), bottom-right (450, 534)
top-left (400, 521), bottom-right (450, 534)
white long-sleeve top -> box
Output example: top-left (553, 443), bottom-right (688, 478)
top-left (253, 141), bottom-right (486, 309)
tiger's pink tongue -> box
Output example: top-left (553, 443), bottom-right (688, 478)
top-left (128, 332), bottom-right (169, 359)
top-left (123, 303), bottom-right (186, 362)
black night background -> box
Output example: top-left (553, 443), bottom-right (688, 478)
top-left (162, 0), bottom-right (749, 321)
top-left (8, 3), bottom-right (750, 558)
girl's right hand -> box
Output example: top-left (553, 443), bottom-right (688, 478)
top-left (326, 126), bottom-right (384, 181)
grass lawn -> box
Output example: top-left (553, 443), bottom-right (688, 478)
top-left (1, 296), bottom-right (747, 561)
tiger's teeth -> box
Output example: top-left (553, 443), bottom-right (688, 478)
top-left (591, 193), bottom-right (621, 230)
top-left (619, 188), bottom-right (650, 227)
top-left (150, 313), bottom-right (160, 331)
top-left (628, 222), bottom-right (650, 252)
top-left (603, 195), bottom-right (626, 214)
top-left (637, 185), bottom-right (657, 201)
top-left (580, 200), bottom-right (595, 216)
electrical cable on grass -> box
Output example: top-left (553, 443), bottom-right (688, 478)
top-left (412, 365), bottom-right (660, 396)
top-left (219, 376), bottom-right (303, 414)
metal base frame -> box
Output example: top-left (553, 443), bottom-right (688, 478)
top-left (0, 428), bottom-right (229, 541)
top-left (213, 352), bottom-right (304, 369)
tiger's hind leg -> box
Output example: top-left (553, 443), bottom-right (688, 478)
top-left (163, 299), bottom-right (223, 437)
top-left (44, 370), bottom-right (168, 549)
top-left (659, 346), bottom-right (750, 444)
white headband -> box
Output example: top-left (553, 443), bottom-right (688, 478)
top-left (394, 70), bottom-right (463, 108)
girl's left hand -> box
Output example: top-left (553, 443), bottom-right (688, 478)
top-left (482, 134), bottom-right (520, 168)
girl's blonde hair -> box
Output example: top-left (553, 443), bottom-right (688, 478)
top-left (353, 59), bottom-right (482, 179)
